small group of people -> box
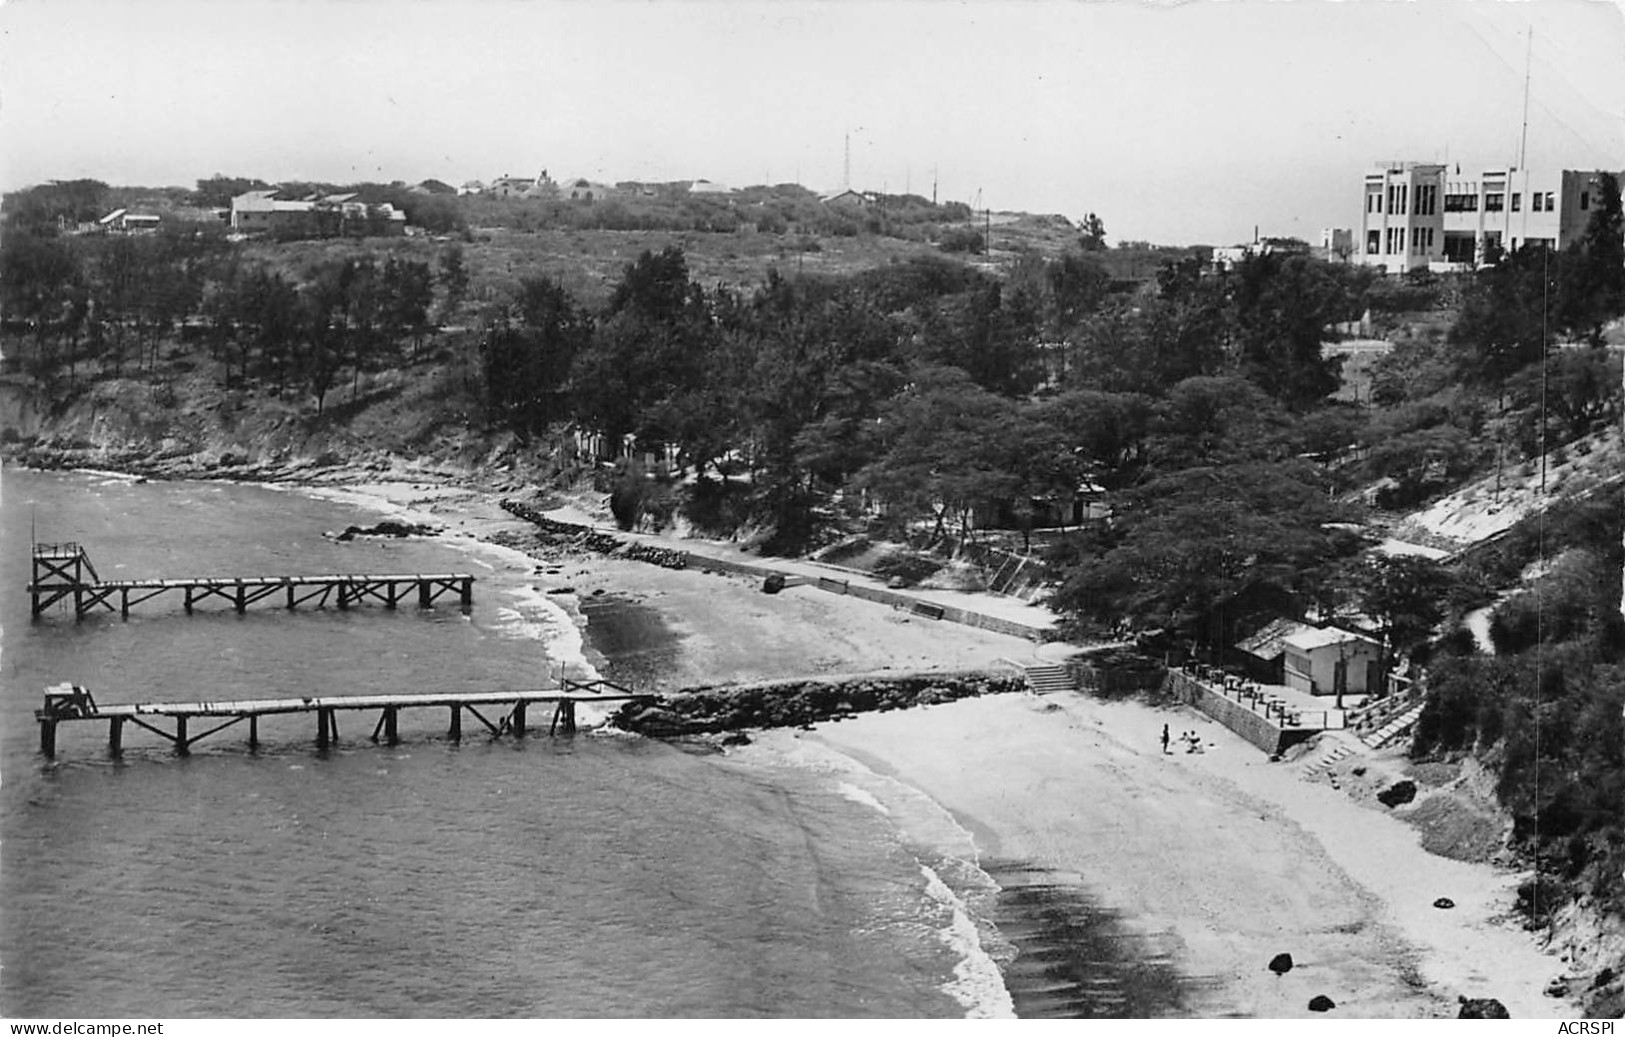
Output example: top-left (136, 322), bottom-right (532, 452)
top-left (1160, 724), bottom-right (1205, 755)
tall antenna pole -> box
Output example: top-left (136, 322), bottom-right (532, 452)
top-left (1518, 28), bottom-right (1533, 169)
top-left (844, 132), bottom-right (851, 191)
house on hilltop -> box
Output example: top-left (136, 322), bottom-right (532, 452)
top-left (229, 189), bottom-right (405, 236)
top-left (689, 179), bottom-right (734, 196)
top-left (1357, 162), bottom-right (1625, 273)
top-left (95, 208), bottom-right (161, 234)
top-left (822, 188), bottom-right (871, 209)
top-left (566, 178), bottom-right (613, 201)
top-left (489, 171), bottom-right (557, 199)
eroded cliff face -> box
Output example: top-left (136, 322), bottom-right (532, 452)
top-left (0, 364), bottom-right (538, 483)
top-left (1545, 898), bottom-right (1625, 1016)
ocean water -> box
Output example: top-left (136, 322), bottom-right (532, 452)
top-left (0, 466), bottom-right (1008, 1018)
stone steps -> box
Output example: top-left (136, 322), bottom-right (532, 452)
top-left (1359, 702), bottom-right (1427, 750)
top-left (1301, 739), bottom-right (1360, 780)
top-left (1023, 664), bottom-right (1076, 696)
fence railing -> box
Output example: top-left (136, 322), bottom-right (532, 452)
top-left (1177, 662), bottom-right (1346, 730)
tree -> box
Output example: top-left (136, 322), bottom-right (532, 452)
top-left (1450, 244), bottom-right (1555, 389)
top-left (1336, 553), bottom-right (1451, 667)
top-left (1228, 252), bottom-right (1349, 409)
top-left (480, 277), bottom-right (592, 433)
top-left (1046, 459), bottom-right (1353, 646)
top-left (436, 245), bottom-right (470, 325)
top-left (855, 366), bottom-right (1027, 546)
top-left (1079, 212), bottom-right (1107, 251)
top-left (1146, 375), bottom-right (1294, 469)
top-left (1029, 389), bottom-right (1153, 489)
top-left (1555, 172), bottom-right (1625, 346)
top-left (571, 248), bottom-right (715, 444)
top-left (195, 175), bottom-right (271, 209)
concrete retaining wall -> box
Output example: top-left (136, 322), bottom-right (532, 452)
top-left (637, 537), bottom-right (1044, 639)
top-left (1167, 671), bottom-right (1317, 755)
top-left (501, 498), bottom-right (1049, 642)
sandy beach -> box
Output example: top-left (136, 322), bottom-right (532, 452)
top-left (310, 471), bottom-right (1571, 1019)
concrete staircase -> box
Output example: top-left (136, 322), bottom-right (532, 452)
top-left (1023, 663), bottom-right (1076, 696)
top-left (1301, 737), bottom-right (1361, 780)
top-left (1358, 701), bottom-right (1427, 750)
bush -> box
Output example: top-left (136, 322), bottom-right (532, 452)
top-left (938, 227), bottom-right (985, 254)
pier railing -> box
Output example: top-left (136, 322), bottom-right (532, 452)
top-left (28, 542), bottom-right (474, 620)
top-left (34, 680), bottom-right (656, 758)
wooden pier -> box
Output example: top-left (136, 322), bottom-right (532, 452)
top-left (35, 681), bottom-right (656, 758)
top-left (28, 542), bottom-right (474, 620)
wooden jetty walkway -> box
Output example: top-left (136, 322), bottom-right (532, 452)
top-left (35, 681), bottom-right (656, 757)
top-left (28, 542), bottom-right (474, 620)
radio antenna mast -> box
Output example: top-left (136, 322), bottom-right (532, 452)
top-left (1518, 29), bottom-right (1533, 169)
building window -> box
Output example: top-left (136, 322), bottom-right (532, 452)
top-left (1367, 230), bottom-right (1380, 254)
top-left (1511, 193), bottom-right (1521, 212)
top-left (1581, 191), bottom-right (1590, 210)
top-left (1485, 192), bottom-right (1504, 212)
top-left (1545, 191), bottom-right (1555, 210)
top-left (1414, 185), bottom-right (1437, 216)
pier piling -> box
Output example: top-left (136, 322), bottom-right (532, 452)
top-left (29, 543), bottom-right (476, 622)
top-left (35, 681), bottom-right (650, 758)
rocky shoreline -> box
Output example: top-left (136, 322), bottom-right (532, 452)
top-left (613, 670), bottom-right (1027, 738)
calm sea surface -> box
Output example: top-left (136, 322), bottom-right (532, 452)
top-left (0, 465), bottom-right (1010, 1018)
top-left (1, 465), bottom-right (1194, 1019)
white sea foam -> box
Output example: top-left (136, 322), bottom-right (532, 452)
top-left (287, 483), bottom-right (609, 724)
top-left (834, 781), bottom-right (891, 815)
top-left (70, 467), bottom-right (143, 482)
top-left (724, 735), bottom-right (1017, 1016)
top-left (494, 583), bottom-right (596, 679)
top-left (920, 863), bottom-right (1017, 1019)
top-left (739, 736), bottom-right (983, 863)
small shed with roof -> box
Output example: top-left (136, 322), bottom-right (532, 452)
top-left (1281, 626), bottom-right (1381, 698)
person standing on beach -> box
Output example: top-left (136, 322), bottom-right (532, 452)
top-left (1160, 724), bottom-right (1170, 755)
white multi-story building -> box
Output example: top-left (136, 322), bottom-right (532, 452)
top-left (1357, 163), bottom-right (1620, 274)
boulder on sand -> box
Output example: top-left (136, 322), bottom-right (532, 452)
top-left (1268, 953), bottom-right (1293, 975)
top-left (1457, 996), bottom-right (1510, 1019)
top-left (1308, 995), bottom-right (1335, 1012)
top-left (1376, 778), bottom-right (1417, 807)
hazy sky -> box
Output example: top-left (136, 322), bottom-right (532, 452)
top-left (2, 0), bottom-right (1622, 245)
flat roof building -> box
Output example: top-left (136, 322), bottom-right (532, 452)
top-left (1357, 163), bottom-right (1621, 274)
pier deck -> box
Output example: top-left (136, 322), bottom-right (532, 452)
top-left (36, 681), bottom-right (656, 757)
top-left (28, 543), bottom-right (474, 619)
